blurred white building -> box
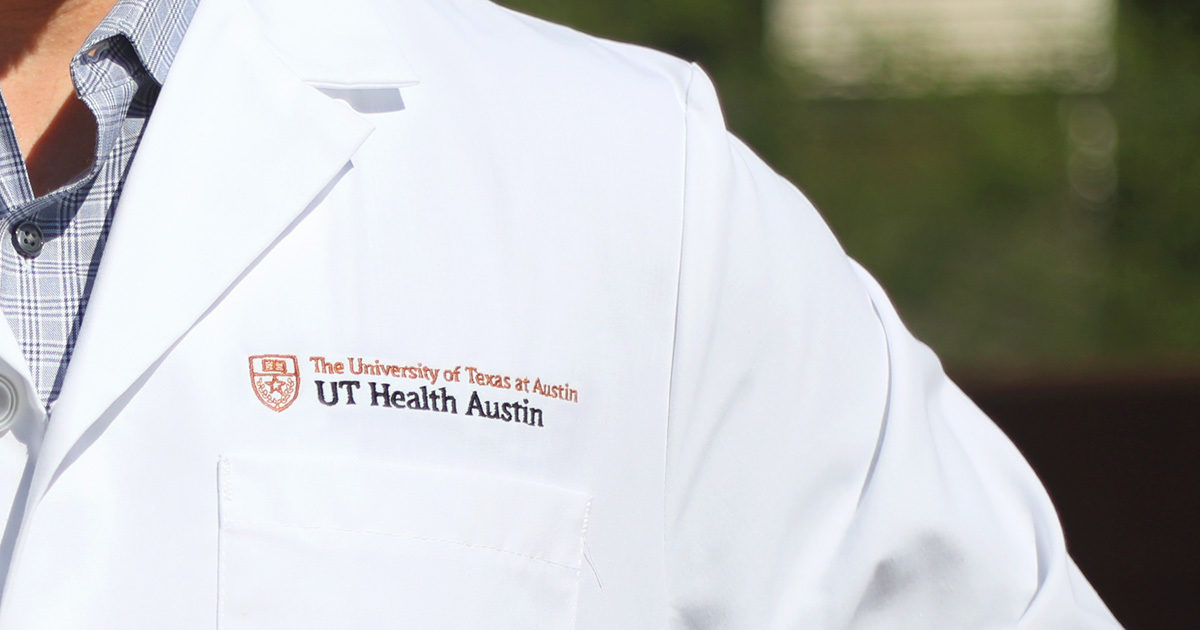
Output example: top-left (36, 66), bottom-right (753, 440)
top-left (769, 0), bottom-right (1116, 95)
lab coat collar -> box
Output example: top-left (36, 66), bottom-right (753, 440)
top-left (27, 0), bottom-right (392, 505)
top-left (245, 0), bottom-right (421, 89)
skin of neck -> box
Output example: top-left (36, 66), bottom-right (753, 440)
top-left (0, 0), bottom-right (119, 195)
top-left (0, 0), bottom-right (118, 76)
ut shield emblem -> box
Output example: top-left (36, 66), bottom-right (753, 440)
top-left (249, 355), bottom-right (300, 412)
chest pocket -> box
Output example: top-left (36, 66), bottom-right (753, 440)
top-left (217, 454), bottom-right (591, 629)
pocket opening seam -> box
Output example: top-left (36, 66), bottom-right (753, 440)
top-left (222, 519), bottom-right (585, 571)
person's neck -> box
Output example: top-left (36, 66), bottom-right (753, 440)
top-left (0, 0), bottom-right (118, 195)
top-left (0, 0), bottom-right (116, 77)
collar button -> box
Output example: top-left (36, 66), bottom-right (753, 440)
top-left (13, 222), bottom-right (44, 258)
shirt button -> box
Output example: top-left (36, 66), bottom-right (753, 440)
top-left (12, 221), bottom-right (43, 257)
top-left (0, 375), bottom-right (17, 432)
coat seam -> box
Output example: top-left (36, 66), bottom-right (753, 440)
top-left (660, 61), bottom-right (701, 622)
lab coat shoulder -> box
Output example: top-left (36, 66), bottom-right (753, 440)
top-left (401, 0), bottom-right (697, 82)
top-left (242, 0), bottom-right (694, 103)
top-left (314, 0), bottom-right (699, 99)
top-left (665, 67), bottom-right (1122, 627)
top-left (313, 0), bottom-right (700, 236)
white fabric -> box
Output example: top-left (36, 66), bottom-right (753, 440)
top-left (0, 0), bottom-right (1120, 627)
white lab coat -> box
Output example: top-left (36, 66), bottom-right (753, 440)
top-left (0, 0), bottom-right (1121, 627)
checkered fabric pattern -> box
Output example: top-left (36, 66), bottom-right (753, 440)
top-left (0, 0), bottom-right (197, 410)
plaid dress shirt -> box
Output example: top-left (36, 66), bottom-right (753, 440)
top-left (0, 0), bottom-right (197, 410)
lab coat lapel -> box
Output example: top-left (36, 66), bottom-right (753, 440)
top-left (28, 0), bottom-right (378, 504)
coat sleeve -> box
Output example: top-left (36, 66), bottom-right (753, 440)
top-left (662, 64), bottom-right (1121, 629)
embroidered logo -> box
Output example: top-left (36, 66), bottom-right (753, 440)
top-left (246, 352), bottom-right (581, 427)
top-left (249, 355), bottom-right (300, 412)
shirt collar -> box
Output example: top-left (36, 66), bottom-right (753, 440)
top-left (79, 0), bottom-right (200, 86)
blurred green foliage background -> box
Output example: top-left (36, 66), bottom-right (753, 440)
top-left (501, 0), bottom-right (1200, 375)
